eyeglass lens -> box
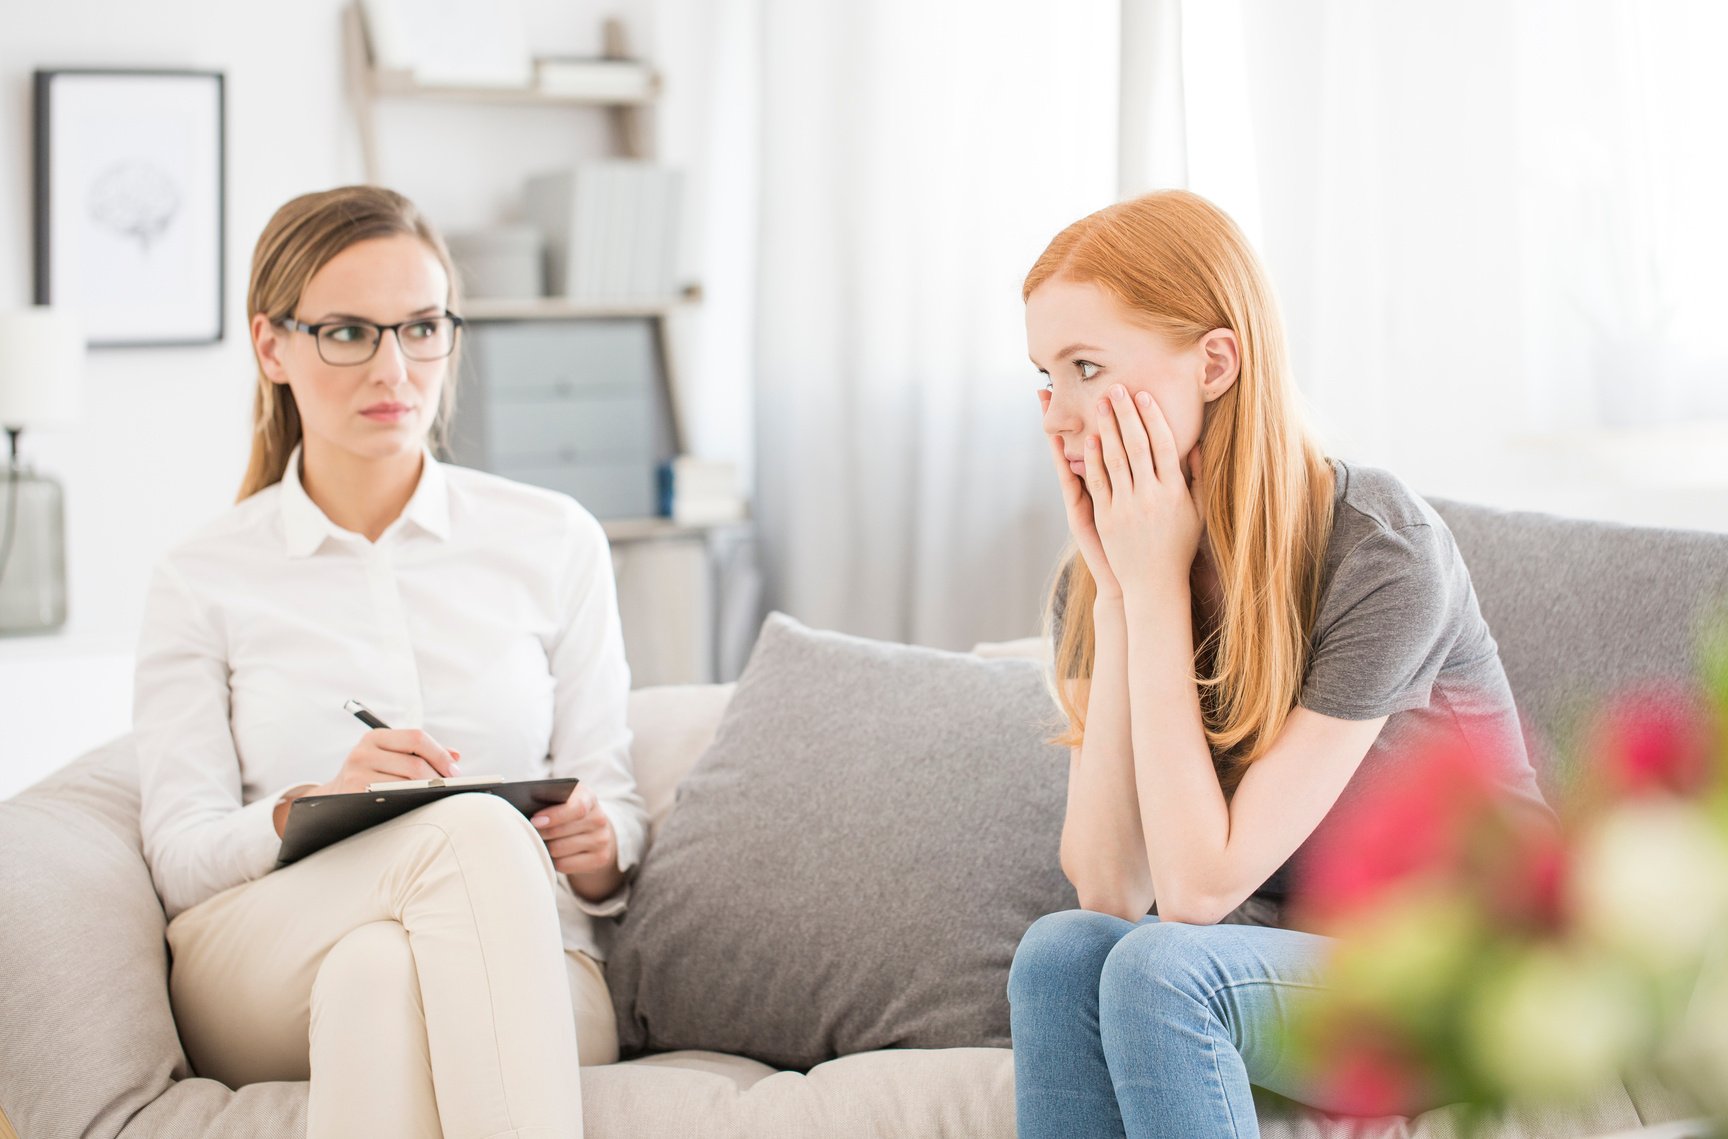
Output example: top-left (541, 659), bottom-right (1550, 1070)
top-left (317, 317), bottom-right (458, 365)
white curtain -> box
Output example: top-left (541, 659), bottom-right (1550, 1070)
top-left (751, 0), bottom-right (1120, 649)
top-left (663, 0), bottom-right (1727, 660)
top-left (1130, 0), bottom-right (1728, 525)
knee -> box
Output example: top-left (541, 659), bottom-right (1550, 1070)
top-left (314, 921), bottom-right (417, 1014)
top-left (1009, 909), bottom-right (1136, 1006)
top-left (411, 791), bottom-right (547, 856)
top-left (1098, 920), bottom-right (1220, 1010)
top-left (413, 789), bottom-right (539, 842)
top-left (403, 792), bottom-right (557, 885)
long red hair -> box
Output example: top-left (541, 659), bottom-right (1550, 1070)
top-left (1028, 190), bottom-right (1335, 786)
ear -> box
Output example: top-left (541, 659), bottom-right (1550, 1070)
top-left (251, 311), bottom-right (292, 386)
top-left (1198, 328), bottom-right (1239, 402)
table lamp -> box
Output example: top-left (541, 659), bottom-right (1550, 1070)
top-left (0, 307), bottom-right (84, 635)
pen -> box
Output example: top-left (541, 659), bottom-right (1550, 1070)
top-left (343, 699), bottom-right (391, 731)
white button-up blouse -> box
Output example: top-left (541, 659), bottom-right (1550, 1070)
top-left (133, 446), bottom-right (647, 959)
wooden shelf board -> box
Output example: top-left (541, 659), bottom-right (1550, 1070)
top-left (367, 70), bottom-right (659, 107)
top-left (461, 297), bottom-right (690, 322)
top-left (602, 516), bottom-right (751, 543)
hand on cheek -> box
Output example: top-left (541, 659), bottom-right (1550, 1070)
top-left (1085, 385), bottom-right (1205, 597)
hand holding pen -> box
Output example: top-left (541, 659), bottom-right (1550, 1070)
top-left (271, 701), bottom-right (466, 839)
top-left (315, 700), bottom-right (465, 797)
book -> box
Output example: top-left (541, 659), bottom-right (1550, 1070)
top-left (523, 162), bottom-right (682, 301)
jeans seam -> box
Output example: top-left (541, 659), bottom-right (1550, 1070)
top-left (1209, 1018), bottom-right (1247, 1139)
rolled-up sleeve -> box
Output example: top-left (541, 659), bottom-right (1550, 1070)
top-left (544, 504), bottom-right (648, 917)
top-left (135, 561), bottom-right (303, 919)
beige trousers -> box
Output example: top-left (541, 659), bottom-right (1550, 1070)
top-left (166, 793), bottom-right (618, 1139)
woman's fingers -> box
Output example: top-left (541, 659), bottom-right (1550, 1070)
top-left (1096, 396), bottom-right (1131, 495)
top-left (546, 835), bottom-right (607, 860)
top-left (532, 788), bottom-right (601, 838)
top-left (1083, 434), bottom-right (1110, 505)
top-left (371, 728), bottom-right (459, 777)
top-left (1109, 386), bottom-right (1156, 486)
top-left (538, 814), bottom-right (606, 842)
top-left (1133, 390), bottom-right (1182, 487)
top-left (360, 749), bottom-right (442, 783)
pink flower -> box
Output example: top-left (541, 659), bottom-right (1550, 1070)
top-left (1320, 1029), bottom-right (1425, 1118)
top-left (1484, 822), bottom-right (1570, 934)
top-left (1297, 735), bottom-right (1502, 926)
top-left (1589, 686), bottom-right (1717, 800)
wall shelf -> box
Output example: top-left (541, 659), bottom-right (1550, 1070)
top-left (365, 70), bottom-right (661, 108)
top-left (601, 516), bottom-right (750, 544)
top-left (342, 4), bottom-right (658, 176)
top-left (462, 289), bottom-right (700, 323)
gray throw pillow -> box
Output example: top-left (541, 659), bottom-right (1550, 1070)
top-left (606, 612), bottom-right (1078, 1070)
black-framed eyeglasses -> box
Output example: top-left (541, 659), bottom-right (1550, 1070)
top-left (278, 312), bottom-right (465, 366)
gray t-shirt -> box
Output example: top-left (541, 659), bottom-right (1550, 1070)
top-left (1052, 457), bottom-right (1551, 914)
top-left (1278, 458), bottom-right (1551, 900)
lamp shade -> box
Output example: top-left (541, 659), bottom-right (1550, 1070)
top-left (0, 307), bottom-right (83, 429)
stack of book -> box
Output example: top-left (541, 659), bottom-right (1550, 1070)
top-left (659, 458), bottom-right (747, 525)
top-left (523, 163), bottom-right (683, 302)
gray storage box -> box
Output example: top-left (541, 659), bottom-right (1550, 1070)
top-left (446, 226), bottom-right (545, 300)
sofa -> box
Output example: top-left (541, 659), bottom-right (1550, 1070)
top-left (2, 496), bottom-right (1725, 1139)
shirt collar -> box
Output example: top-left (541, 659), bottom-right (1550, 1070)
top-left (280, 444), bottom-right (451, 558)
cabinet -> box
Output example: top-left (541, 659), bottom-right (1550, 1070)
top-left (447, 316), bottom-right (674, 520)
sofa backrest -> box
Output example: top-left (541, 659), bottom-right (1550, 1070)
top-left (1429, 498), bottom-right (1728, 788)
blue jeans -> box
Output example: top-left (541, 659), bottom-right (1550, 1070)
top-left (1008, 909), bottom-right (1343, 1139)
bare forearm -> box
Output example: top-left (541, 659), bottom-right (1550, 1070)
top-left (1060, 596), bottom-right (1157, 919)
top-left (1122, 585), bottom-right (1233, 923)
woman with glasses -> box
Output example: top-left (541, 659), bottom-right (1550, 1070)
top-left (134, 185), bottom-right (644, 1138)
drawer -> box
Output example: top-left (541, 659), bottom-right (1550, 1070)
top-left (483, 392), bottom-right (655, 463)
top-left (495, 459), bottom-right (659, 520)
top-left (465, 320), bottom-right (659, 396)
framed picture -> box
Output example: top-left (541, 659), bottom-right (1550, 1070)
top-left (33, 69), bottom-right (225, 347)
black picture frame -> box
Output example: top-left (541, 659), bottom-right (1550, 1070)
top-left (32, 68), bottom-right (226, 347)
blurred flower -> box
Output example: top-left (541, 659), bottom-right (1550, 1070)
top-left (1665, 930), bottom-right (1728, 1119)
top-left (1570, 802), bottom-right (1728, 975)
top-left (1482, 815), bottom-right (1571, 934)
top-left (1324, 889), bottom-right (1485, 1027)
top-left (1586, 686), bottom-right (1718, 800)
top-left (1462, 946), bottom-right (1652, 1100)
top-left (1283, 610), bottom-right (1728, 1128)
top-left (1298, 737), bottom-right (1503, 926)
top-left (1321, 1030), bottom-right (1428, 1119)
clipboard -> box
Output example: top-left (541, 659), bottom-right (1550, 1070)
top-left (277, 777), bottom-right (579, 866)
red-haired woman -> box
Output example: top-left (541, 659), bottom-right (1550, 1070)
top-left (1007, 190), bottom-right (1550, 1138)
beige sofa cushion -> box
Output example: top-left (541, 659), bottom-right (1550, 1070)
top-left (577, 1048), bottom-right (1696, 1139)
top-left (0, 741), bottom-right (307, 1139)
top-left (626, 682), bottom-right (736, 838)
top-left (584, 1047), bottom-right (1015, 1138)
